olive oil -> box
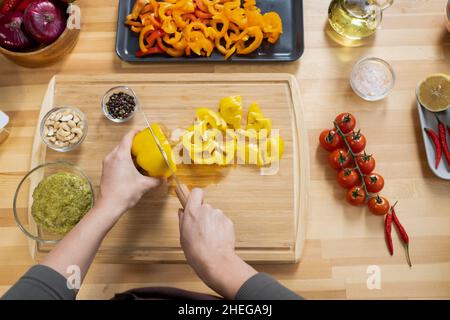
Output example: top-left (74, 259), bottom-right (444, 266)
top-left (327, 0), bottom-right (393, 46)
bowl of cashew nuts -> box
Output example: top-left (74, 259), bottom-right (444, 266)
top-left (40, 106), bottom-right (87, 152)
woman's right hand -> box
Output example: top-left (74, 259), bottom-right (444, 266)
top-left (178, 188), bottom-right (257, 299)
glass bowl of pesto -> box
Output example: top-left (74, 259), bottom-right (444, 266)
top-left (13, 161), bottom-right (95, 244)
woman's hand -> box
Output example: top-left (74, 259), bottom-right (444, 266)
top-left (178, 188), bottom-right (257, 299)
top-left (97, 130), bottom-right (162, 221)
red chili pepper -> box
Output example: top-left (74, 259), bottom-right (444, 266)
top-left (16, 0), bottom-right (34, 11)
top-left (0, 0), bottom-right (21, 13)
top-left (435, 115), bottom-right (450, 166)
top-left (391, 206), bottom-right (412, 267)
top-left (447, 125), bottom-right (450, 137)
top-left (385, 212), bottom-right (393, 256)
top-left (424, 128), bottom-right (442, 169)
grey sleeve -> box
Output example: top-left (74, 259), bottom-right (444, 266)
top-left (2, 265), bottom-right (76, 300)
top-left (235, 273), bottom-right (303, 300)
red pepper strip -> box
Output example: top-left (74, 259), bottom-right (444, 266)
top-left (385, 212), bottom-right (393, 256)
top-left (448, 125), bottom-right (450, 137)
top-left (136, 46), bottom-right (165, 57)
top-left (145, 29), bottom-right (165, 48)
top-left (424, 128), bottom-right (442, 169)
top-left (435, 115), bottom-right (450, 166)
top-left (391, 206), bottom-right (412, 267)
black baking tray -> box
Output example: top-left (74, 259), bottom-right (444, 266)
top-left (116, 0), bottom-right (304, 62)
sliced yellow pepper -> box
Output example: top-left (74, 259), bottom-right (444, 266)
top-left (219, 95), bottom-right (243, 129)
top-left (246, 102), bottom-right (272, 134)
top-left (196, 108), bottom-right (227, 131)
top-left (131, 124), bottom-right (177, 178)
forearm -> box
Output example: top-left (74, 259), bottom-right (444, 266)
top-left (204, 254), bottom-right (258, 300)
top-left (40, 202), bottom-right (120, 284)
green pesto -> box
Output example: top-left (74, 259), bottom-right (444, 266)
top-left (31, 172), bottom-right (93, 235)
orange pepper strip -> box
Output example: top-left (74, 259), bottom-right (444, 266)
top-left (139, 25), bottom-right (157, 52)
top-left (149, 14), bottom-right (162, 28)
top-left (235, 26), bottom-right (263, 55)
top-left (131, 26), bottom-right (143, 33)
top-left (150, 0), bottom-right (159, 17)
top-left (157, 37), bottom-right (184, 57)
top-left (172, 37), bottom-right (188, 50)
top-left (163, 31), bottom-right (182, 45)
top-left (129, 0), bottom-right (149, 20)
top-left (195, 9), bottom-right (212, 19)
top-left (141, 3), bottom-right (152, 14)
top-left (126, 20), bottom-right (144, 27)
top-left (224, 45), bottom-right (236, 60)
top-left (210, 14), bottom-right (229, 38)
top-left (195, 0), bottom-right (208, 12)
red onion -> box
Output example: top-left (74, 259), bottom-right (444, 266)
top-left (24, 0), bottom-right (66, 45)
top-left (0, 11), bottom-right (35, 51)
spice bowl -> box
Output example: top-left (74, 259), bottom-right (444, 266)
top-left (350, 57), bottom-right (396, 101)
top-left (40, 106), bottom-right (88, 152)
top-left (13, 161), bottom-right (95, 244)
top-left (102, 86), bottom-right (137, 123)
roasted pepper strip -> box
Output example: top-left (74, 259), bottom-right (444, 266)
top-left (139, 25), bottom-right (157, 53)
top-left (235, 26), bottom-right (263, 55)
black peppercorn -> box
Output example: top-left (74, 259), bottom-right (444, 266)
top-left (106, 92), bottom-right (136, 120)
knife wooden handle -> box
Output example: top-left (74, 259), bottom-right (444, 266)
top-left (175, 183), bottom-right (190, 209)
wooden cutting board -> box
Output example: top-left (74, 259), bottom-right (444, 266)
top-left (29, 73), bottom-right (309, 263)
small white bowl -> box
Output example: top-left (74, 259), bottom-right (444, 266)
top-left (350, 57), bottom-right (396, 101)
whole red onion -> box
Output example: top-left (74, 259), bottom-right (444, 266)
top-left (24, 0), bottom-right (66, 45)
top-left (0, 11), bottom-right (35, 51)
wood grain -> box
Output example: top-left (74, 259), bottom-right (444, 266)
top-left (0, 0), bottom-right (449, 299)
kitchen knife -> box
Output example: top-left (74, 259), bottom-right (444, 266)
top-left (132, 89), bottom-right (190, 208)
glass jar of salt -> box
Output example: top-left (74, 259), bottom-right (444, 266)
top-left (350, 57), bottom-right (395, 101)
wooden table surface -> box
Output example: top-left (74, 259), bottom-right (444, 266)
top-left (0, 0), bottom-right (449, 299)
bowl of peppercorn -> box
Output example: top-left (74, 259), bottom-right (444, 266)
top-left (102, 86), bottom-right (137, 123)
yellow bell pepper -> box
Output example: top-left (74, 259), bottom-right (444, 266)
top-left (246, 102), bottom-right (272, 134)
top-left (181, 125), bottom-right (234, 165)
top-left (131, 124), bottom-right (177, 178)
top-left (219, 96), bottom-right (243, 129)
top-left (258, 135), bottom-right (284, 166)
top-left (196, 108), bottom-right (227, 131)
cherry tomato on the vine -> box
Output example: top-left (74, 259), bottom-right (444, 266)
top-left (319, 129), bottom-right (342, 152)
top-left (356, 152), bottom-right (376, 175)
top-left (335, 113), bottom-right (356, 134)
top-left (337, 168), bottom-right (361, 189)
top-left (329, 148), bottom-right (352, 170)
top-left (346, 130), bottom-right (366, 153)
top-left (364, 173), bottom-right (384, 193)
top-left (346, 186), bottom-right (367, 206)
top-left (368, 196), bottom-right (390, 216)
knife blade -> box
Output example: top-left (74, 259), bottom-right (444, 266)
top-left (132, 89), bottom-right (190, 208)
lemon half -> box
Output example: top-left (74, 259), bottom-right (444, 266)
top-left (417, 74), bottom-right (450, 112)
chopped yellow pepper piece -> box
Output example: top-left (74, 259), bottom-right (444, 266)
top-left (219, 96), bottom-right (243, 129)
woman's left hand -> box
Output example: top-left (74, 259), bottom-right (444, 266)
top-left (96, 130), bottom-right (162, 221)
